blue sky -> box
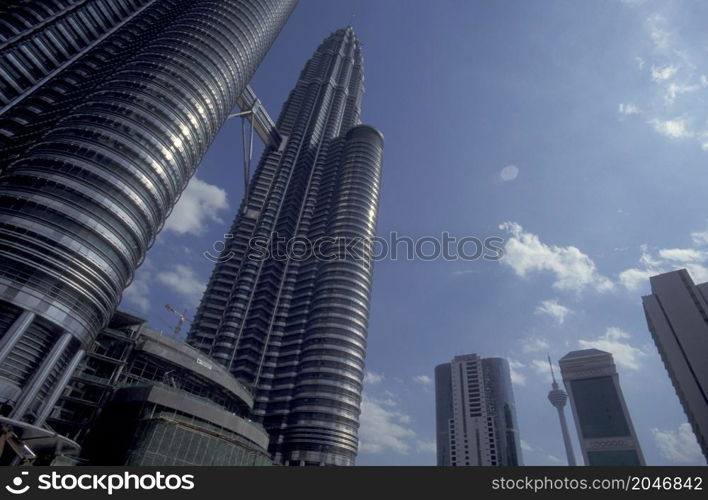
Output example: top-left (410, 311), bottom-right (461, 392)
top-left (120, 0), bottom-right (708, 465)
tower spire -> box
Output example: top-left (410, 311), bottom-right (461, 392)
top-left (547, 355), bottom-right (577, 466)
top-left (548, 353), bottom-right (558, 387)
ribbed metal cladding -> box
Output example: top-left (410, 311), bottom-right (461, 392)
top-left (0, 0), bottom-right (155, 108)
top-left (0, 0), bottom-right (297, 348)
top-left (284, 125), bottom-right (383, 465)
top-left (188, 27), bottom-right (383, 466)
top-left (0, 0), bottom-right (297, 425)
top-left (0, 0), bottom-right (169, 166)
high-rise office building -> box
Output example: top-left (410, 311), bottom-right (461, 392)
top-left (435, 354), bottom-right (523, 466)
top-left (642, 269), bottom-right (708, 462)
top-left (187, 27), bottom-right (384, 466)
top-left (0, 0), bottom-right (296, 450)
top-left (559, 349), bottom-right (645, 465)
top-left (546, 356), bottom-right (577, 466)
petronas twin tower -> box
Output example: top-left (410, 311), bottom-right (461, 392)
top-left (0, 0), bottom-right (382, 466)
top-left (188, 27), bottom-right (383, 466)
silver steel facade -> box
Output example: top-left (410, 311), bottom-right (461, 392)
top-left (559, 349), bottom-right (645, 466)
top-left (0, 0), bottom-right (296, 429)
top-left (643, 269), bottom-right (708, 462)
top-left (187, 27), bottom-right (384, 466)
top-left (435, 354), bottom-right (523, 466)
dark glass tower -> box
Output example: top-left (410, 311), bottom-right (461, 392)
top-left (187, 27), bottom-right (384, 466)
top-left (559, 349), bottom-right (645, 466)
top-left (482, 358), bottom-right (523, 466)
top-left (0, 0), bottom-right (296, 435)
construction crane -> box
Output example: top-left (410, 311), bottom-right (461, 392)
top-left (164, 304), bottom-right (191, 338)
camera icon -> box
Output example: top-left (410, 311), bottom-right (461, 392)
top-left (5, 471), bottom-right (30, 495)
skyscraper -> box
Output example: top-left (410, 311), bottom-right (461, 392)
top-left (546, 355), bottom-right (577, 466)
top-left (642, 269), bottom-right (708, 462)
top-left (559, 349), bottom-right (645, 466)
top-left (0, 0), bottom-right (296, 444)
top-left (435, 354), bottom-right (523, 466)
top-left (187, 27), bottom-right (384, 466)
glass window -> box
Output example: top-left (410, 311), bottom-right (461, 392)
top-left (587, 450), bottom-right (641, 466)
top-left (570, 376), bottom-right (631, 438)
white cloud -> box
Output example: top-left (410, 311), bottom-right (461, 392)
top-left (618, 240), bottom-right (708, 291)
top-left (412, 375), bottom-right (432, 386)
top-left (498, 222), bottom-right (614, 293)
top-left (499, 165), bottom-right (519, 182)
top-left (635, 56), bottom-right (645, 70)
top-left (649, 117), bottom-right (693, 139)
top-left (618, 245), bottom-right (663, 291)
top-left (358, 395), bottom-right (416, 455)
top-left (647, 14), bottom-right (670, 50)
top-left (578, 327), bottom-right (647, 370)
top-left (699, 131), bottom-right (708, 151)
top-left (652, 423), bottom-right (705, 464)
top-left (499, 221), bottom-right (708, 295)
top-left (618, 267), bottom-right (656, 292)
top-left (508, 360), bottom-right (526, 387)
top-left (658, 248), bottom-right (705, 262)
top-left (163, 176), bottom-right (229, 235)
top-left (518, 439), bottom-right (569, 465)
top-left (691, 230), bottom-right (708, 246)
top-left (358, 377), bottom-right (434, 461)
top-left (618, 103), bottom-right (641, 116)
top-left (364, 372), bottom-right (384, 385)
top-left (499, 223), bottom-right (708, 296)
top-left (530, 359), bottom-right (550, 374)
top-left (156, 264), bottom-right (206, 305)
top-left (530, 359), bottom-right (554, 383)
top-left (535, 299), bottom-right (572, 325)
top-left (122, 269), bottom-right (152, 313)
top-left (521, 334), bottom-right (550, 353)
top-left (415, 440), bottom-right (437, 454)
top-left (627, 12), bottom-right (708, 152)
top-left (684, 263), bottom-right (708, 283)
top-left (120, 259), bottom-right (159, 313)
top-left (620, 261), bottom-right (708, 291)
top-left (664, 82), bottom-right (700, 104)
top-left (651, 64), bottom-right (678, 82)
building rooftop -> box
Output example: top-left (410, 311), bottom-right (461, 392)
top-left (559, 348), bottom-right (609, 361)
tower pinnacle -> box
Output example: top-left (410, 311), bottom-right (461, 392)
top-left (548, 353), bottom-right (558, 387)
top-left (547, 355), bottom-right (577, 465)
